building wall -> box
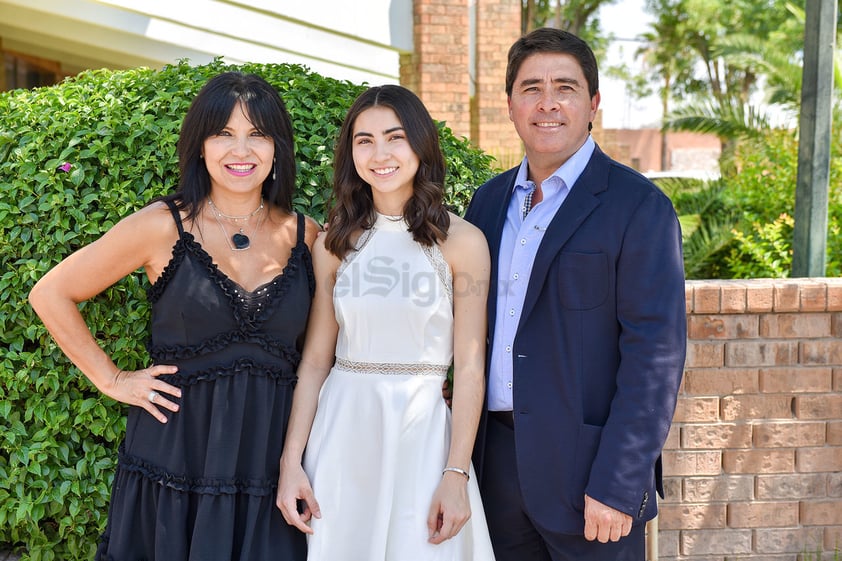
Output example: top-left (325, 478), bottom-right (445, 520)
top-left (1, 0), bottom-right (521, 168)
top-left (602, 128), bottom-right (721, 176)
top-left (407, 0), bottom-right (471, 137)
top-left (473, 0), bottom-right (523, 168)
top-left (0, 0), bottom-right (408, 84)
top-left (660, 278), bottom-right (842, 560)
top-left (407, 0), bottom-right (521, 162)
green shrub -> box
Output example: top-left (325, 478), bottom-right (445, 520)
top-left (670, 125), bottom-right (842, 279)
top-left (0, 59), bottom-right (495, 560)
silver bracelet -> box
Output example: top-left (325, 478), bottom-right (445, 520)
top-left (442, 466), bottom-right (470, 481)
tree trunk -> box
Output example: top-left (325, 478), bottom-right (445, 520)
top-left (661, 73), bottom-right (671, 171)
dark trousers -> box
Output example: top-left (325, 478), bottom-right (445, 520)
top-left (480, 414), bottom-right (646, 561)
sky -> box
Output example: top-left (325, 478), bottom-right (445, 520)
top-left (596, 0), bottom-right (662, 129)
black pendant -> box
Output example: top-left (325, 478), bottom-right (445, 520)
top-left (231, 233), bottom-right (250, 250)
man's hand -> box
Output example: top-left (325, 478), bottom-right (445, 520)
top-left (583, 494), bottom-right (632, 543)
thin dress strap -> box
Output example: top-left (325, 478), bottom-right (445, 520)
top-left (296, 212), bottom-right (305, 245)
top-left (163, 199), bottom-right (185, 236)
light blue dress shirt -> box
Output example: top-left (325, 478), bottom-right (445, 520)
top-left (487, 136), bottom-right (596, 411)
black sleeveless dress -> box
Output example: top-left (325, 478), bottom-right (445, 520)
top-left (96, 201), bottom-right (312, 561)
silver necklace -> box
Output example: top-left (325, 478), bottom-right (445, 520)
top-left (207, 197), bottom-right (264, 250)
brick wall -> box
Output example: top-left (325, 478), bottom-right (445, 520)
top-left (407, 0), bottom-right (522, 167)
top-left (408, 0), bottom-right (471, 138)
top-left (657, 279), bottom-right (842, 561)
top-left (474, 0), bottom-right (523, 168)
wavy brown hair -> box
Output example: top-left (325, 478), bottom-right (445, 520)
top-left (324, 85), bottom-right (449, 257)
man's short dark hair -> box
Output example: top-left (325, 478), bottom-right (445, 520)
top-left (505, 27), bottom-right (599, 98)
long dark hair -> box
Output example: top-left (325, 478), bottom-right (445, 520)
top-left (325, 85), bottom-right (449, 257)
top-left (162, 71), bottom-right (296, 220)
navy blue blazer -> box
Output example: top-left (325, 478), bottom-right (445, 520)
top-left (466, 146), bottom-right (686, 535)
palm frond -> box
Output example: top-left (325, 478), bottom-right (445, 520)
top-left (665, 101), bottom-right (771, 140)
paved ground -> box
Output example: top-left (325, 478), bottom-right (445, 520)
top-left (0, 551), bottom-right (22, 561)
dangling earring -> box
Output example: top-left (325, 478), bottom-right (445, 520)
top-left (272, 157), bottom-right (276, 181)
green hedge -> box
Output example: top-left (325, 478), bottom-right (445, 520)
top-left (0, 59), bottom-right (496, 561)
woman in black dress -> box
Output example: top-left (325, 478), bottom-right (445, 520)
top-left (29, 72), bottom-right (319, 560)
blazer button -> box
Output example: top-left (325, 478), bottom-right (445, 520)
top-left (637, 491), bottom-right (649, 518)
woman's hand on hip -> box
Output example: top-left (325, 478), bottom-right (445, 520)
top-left (105, 364), bottom-right (181, 423)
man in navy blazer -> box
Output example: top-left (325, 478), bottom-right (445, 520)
top-left (464, 28), bottom-right (686, 560)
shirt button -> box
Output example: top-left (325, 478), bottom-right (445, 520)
top-left (513, 273), bottom-right (519, 280)
top-left (507, 382), bottom-right (513, 389)
top-left (520, 238), bottom-right (527, 245)
top-left (509, 309), bottom-right (515, 316)
top-left (505, 345), bottom-right (511, 353)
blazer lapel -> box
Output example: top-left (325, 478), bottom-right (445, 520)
top-left (518, 148), bottom-right (610, 329)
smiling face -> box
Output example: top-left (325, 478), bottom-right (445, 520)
top-left (202, 101), bottom-right (275, 198)
top-left (507, 52), bottom-right (600, 179)
top-left (351, 106), bottom-right (420, 214)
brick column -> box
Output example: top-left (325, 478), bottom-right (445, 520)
top-left (409, 0), bottom-right (471, 139)
top-left (474, 0), bottom-right (522, 168)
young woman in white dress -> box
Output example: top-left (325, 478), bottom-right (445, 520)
top-left (276, 85), bottom-right (495, 560)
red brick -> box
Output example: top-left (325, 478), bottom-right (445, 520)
top-left (825, 524), bottom-right (842, 550)
top-left (828, 472), bottom-right (842, 497)
top-left (828, 421), bottom-right (842, 445)
top-left (725, 341), bottom-right (799, 367)
top-left (836, 368), bottom-right (842, 391)
top-left (722, 449), bottom-right (795, 474)
top-left (680, 528), bottom-right (752, 555)
top-left (683, 369), bottom-right (759, 395)
top-left (728, 501), bottom-right (799, 527)
top-left (760, 313), bottom-right (832, 338)
top-left (659, 503), bottom-right (726, 529)
top-left (689, 315), bottom-right (759, 339)
top-left (757, 474), bottom-right (828, 499)
top-left (753, 422), bottom-right (826, 447)
top-left (797, 447), bottom-right (842, 473)
top-left (694, 283), bottom-right (722, 313)
top-left (746, 282), bottom-right (775, 312)
top-left (684, 475), bottom-right (754, 502)
top-left (664, 424), bottom-right (680, 450)
top-left (721, 283), bottom-right (747, 313)
top-left (833, 313), bottom-right (842, 337)
top-left (685, 283), bottom-right (695, 313)
top-left (686, 342), bottom-right (725, 367)
top-left (673, 396), bottom-right (720, 422)
top-left (800, 281), bottom-right (829, 312)
top-left (795, 394), bottom-right (842, 420)
top-left (721, 395), bottom-right (793, 421)
top-left (800, 500), bottom-right (842, 525)
top-left (801, 340), bottom-right (842, 365)
top-left (661, 476), bottom-right (682, 502)
top-left (760, 368), bottom-right (833, 393)
top-left (773, 282), bottom-right (801, 312)
top-left (663, 450), bottom-right (722, 476)
top-left (682, 423), bottom-right (752, 449)
top-left (754, 526), bottom-right (826, 554)
top-left (657, 529), bottom-right (680, 557)
top-left (827, 279), bottom-right (842, 311)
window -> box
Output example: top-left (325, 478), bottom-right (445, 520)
top-left (3, 51), bottom-right (60, 91)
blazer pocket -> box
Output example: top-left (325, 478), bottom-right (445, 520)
top-left (555, 251), bottom-right (608, 310)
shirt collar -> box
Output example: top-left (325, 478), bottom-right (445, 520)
top-left (512, 135), bottom-right (596, 194)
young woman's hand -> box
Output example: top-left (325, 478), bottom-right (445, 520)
top-left (277, 462), bottom-right (321, 534)
top-left (427, 470), bottom-right (471, 544)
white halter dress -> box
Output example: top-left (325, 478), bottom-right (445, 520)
top-left (303, 213), bottom-right (495, 560)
